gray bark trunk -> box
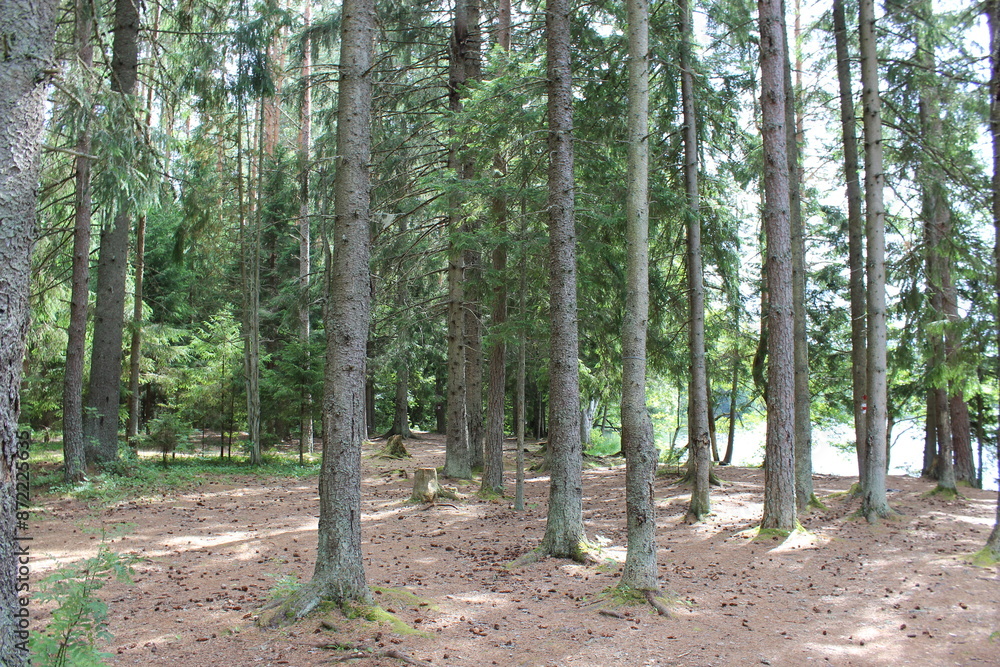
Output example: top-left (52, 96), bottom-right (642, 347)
top-left (758, 0), bottom-right (797, 531)
top-left (298, 0), bottom-right (314, 455)
top-left (63, 0), bottom-right (93, 482)
top-left (988, 0), bottom-right (1000, 559)
top-left (858, 0), bottom-right (892, 520)
top-left (84, 0), bottom-right (140, 465)
top-left (0, 1), bottom-right (57, 662)
top-left (541, 0), bottom-right (585, 559)
top-left (681, 0), bottom-right (711, 523)
top-left (619, 0), bottom-right (658, 593)
top-left (832, 0), bottom-right (867, 482)
top-left (785, 0), bottom-right (812, 510)
top-left (310, 0), bottom-right (375, 607)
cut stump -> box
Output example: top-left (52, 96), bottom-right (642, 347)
top-left (411, 467), bottom-right (440, 502)
top-left (379, 434), bottom-right (410, 459)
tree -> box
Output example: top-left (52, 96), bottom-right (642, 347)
top-left (986, 0), bottom-right (1000, 562)
top-left (619, 0), bottom-right (663, 609)
top-left (682, 0), bottom-right (712, 524)
top-left (262, 0), bottom-right (376, 622)
top-left (443, 0), bottom-right (475, 480)
top-left (83, 0), bottom-right (141, 465)
top-left (858, 0), bottom-right (893, 521)
top-left (481, 0), bottom-right (513, 496)
top-left (832, 0), bottom-right (867, 484)
top-left (758, 0), bottom-right (797, 532)
top-left (62, 0), bottom-right (94, 482)
top-left (541, 0), bottom-right (586, 560)
top-left (1, 1), bottom-right (58, 663)
top-left (297, 0), bottom-right (314, 455)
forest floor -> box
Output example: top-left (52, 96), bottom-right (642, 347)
top-left (28, 433), bottom-right (999, 667)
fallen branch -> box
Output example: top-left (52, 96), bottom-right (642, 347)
top-left (326, 646), bottom-right (434, 666)
top-left (598, 609), bottom-right (626, 619)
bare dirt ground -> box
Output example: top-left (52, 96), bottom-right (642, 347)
top-left (29, 434), bottom-right (999, 666)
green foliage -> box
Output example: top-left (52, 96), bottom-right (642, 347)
top-left (141, 412), bottom-right (193, 460)
top-left (30, 545), bottom-right (137, 667)
top-left (585, 431), bottom-right (621, 457)
top-left (265, 574), bottom-right (302, 600)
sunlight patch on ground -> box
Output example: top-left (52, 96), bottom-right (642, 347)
top-left (768, 529), bottom-right (825, 553)
top-left (927, 511), bottom-right (993, 527)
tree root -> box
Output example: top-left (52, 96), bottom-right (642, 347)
top-left (325, 645), bottom-right (434, 666)
top-left (643, 589), bottom-right (671, 616)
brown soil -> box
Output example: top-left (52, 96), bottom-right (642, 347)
top-left (29, 434), bottom-right (999, 666)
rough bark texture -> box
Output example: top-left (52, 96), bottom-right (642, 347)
top-left (681, 0), bottom-right (710, 523)
top-left (833, 0), bottom-right (867, 481)
top-left (619, 0), bottom-right (658, 594)
top-left (858, 0), bottom-right (892, 520)
top-left (785, 0), bottom-right (813, 510)
top-left (481, 0), bottom-right (511, 497)
top-left (758, 0), bottom-right (797, 532)
top-left (63, 0), bottom-right (93, 482)
top-left (309, 0), bottom-right (375, 611)
top-left (987, 0), bottom-right (1000, 558)
top-left (465, 273), bottom-right (484, 470)
top-left (0, 1), bottom-right (57, 663)
top-left (126, 213), bottom-right (146, 445)
top-left (85, 0), bottom-right (140, 465)
top-left (443, 0), bottom-right (476, 479)
top-left (541, 0), bottom-right (585, 559)
top-left (298, 0), bottom-right (314, 454)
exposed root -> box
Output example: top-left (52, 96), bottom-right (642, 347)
top-left (644, 589), bottom-right (671, 616)
top-left (325, 645), bottom-right (434, 666)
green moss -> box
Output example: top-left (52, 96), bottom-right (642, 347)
top-left (805, 495), bottom-right (828, 511)
top-left (341, 604), bottom-right (430, 637)
top-left (370, 586), bottom-right (438, 611)
top-left (924, 486), bottom-right (961, 500)
top-left (969, 547), bottom-right (1000, 568)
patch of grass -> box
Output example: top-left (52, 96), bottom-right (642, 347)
top-left (585, 431), bottom-right (621, 457)
top-left (265, 574), bottom-right (302, 600)
top-left (35, 452), bottom-right (322, 505)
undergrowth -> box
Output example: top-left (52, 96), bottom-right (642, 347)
top-left (30, 544), bottom-right (137, 667)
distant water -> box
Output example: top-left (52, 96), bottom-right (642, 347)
top-left (718, 421), bottom-right (999, 492)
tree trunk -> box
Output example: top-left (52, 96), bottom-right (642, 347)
top-left (63, 0), bottom-right (93, 482)
top-left (443, 0), bottom-right (476, 479)
top-left (481, 1), bottom-right (510, 495)
top-left (541, 0), bottom-right (585, 560)
top-left (785, 0), bottom-right (813, 511)
top-left (858, 0), bottom-right (892, 520)
top-left (465, 273), bottom-right (484, 469)
top-left (515, 272), bottom-right (527, 511)
top-left (126, 213), bottom-right (146, 447)
top-left (986, 0), bottom-right (1000, 559)
top-left (681, 0), bottom-right (711, 523)
top-left (758, 0), bottom-right (797, 532)
top-left (270, 0), bottom-right (377, 621)
top-left (298, 0), bottom-right (314, 455)
top-left (923, 391), bottom-right (938, 478)
top-left (0, 1), bottom-right (57, 662)
top-left (619, 0), bottom-right (659, 595)
top-left (84, 0), bottom-right (141, 466)
top-left (722, 330), bottom-right (739, 466)
top-left (833, 0), bottom-right (867, 484)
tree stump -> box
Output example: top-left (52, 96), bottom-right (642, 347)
top-left (411, 468), bottom-right (439, 502)
top-left (379, 434), bottom-right (410, 459)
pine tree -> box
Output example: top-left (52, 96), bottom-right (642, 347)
top-left (0, 1), bottom-right (58, 662)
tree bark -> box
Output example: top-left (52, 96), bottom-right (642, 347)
top-left (63, 0), bottom-right (93, 482)
top-left (858, 0), bottom-right (893, 520)
top-left (541, 0), bottom-right (585, 560)
top-left (85, 0), bottom-right (140, 465)
top-left (619, 0), bottom-right (659, 595)
top-left (758, 0), bottom-right (797, 532)
top-left (301, 0), bottom-right (376, 615)
top-left (785, 0), bottom-right (813, 511)
top-left (986, 0), bottom-right (1000, 558)
top-left (681, 0), bottom-right (711, 523)
top-left (298, 0), bottom-right (314, 455)
top-left (0, 1), bottom-right (57, 662)
top-left (833, 0), bottom-right (868, 485)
